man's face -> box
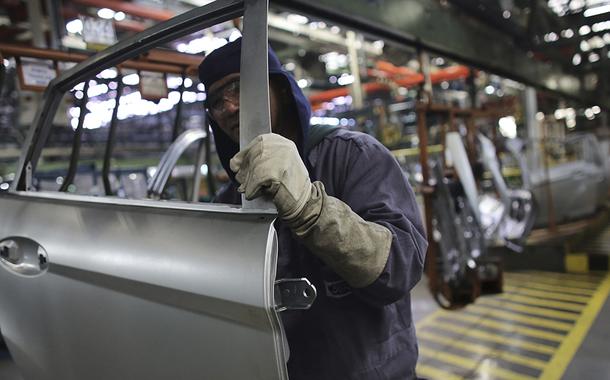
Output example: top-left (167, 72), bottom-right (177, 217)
top-left (206, 73), bottom-right (283, 143)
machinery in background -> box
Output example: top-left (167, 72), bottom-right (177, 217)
top-left (427, 131), bottom-right (536, 308)
top-left (477, 134), bottom-right (536, 250)
top-left (506, 133), bottom-right (608, 228)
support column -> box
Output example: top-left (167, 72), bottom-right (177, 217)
top-left (26, 0), bottom-right (47, 48)
top-left (346, 30), bottom-right (363, 109)
top-left (524, 86), bottom-right (541, 174)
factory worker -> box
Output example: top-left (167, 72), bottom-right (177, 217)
top-left (199, 38), bottom-right (427, 380)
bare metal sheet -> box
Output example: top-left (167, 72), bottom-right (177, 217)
top-left (0, 194), bottom-right (288, 380)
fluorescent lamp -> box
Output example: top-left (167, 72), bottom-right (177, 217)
top-left (584, 4), bottom-right (610, 17)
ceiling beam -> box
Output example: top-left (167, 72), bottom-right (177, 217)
top-left (274, 0), bottom-right (607, 107)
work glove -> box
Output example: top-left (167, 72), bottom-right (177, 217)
top-left (229, 133), bottom-right (311, 219)
top-left (230, 133), bottom-right (392, 288)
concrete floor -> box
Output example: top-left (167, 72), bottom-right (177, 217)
top-left (1, 271), bottom-right (609, 380)
top-left (563, 290), bottom-right (610, 380)
top-left (413, 271), bottom-right (610, 380)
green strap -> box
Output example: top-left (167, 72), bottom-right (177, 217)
top-left (305, 124), bottom-right (340, 155)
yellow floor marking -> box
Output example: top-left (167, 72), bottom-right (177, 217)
top-left (416, 309), bottom-right (444, 330)
top-left (466, 304), bottom-right (573, 331)
top-left (505, 273), bottom-right (599, 290)
top-left (505, 272), bottom-right (600, 286)
top-left (478, 298), bottom-right (580, 321)
top-left (419, 347), bottom-right (537, 380)
top-left (437, 312), bottom-right (565, 342)
top-left (521, 271), bottom-right (605, 283)
top-left (418, 330), bottom-right (548, 370)
top-left (427, 321), bottom-right (557, 355)
top-left (497, 294), bottom-right (585, 312)
top-left (416, 363), bottom-right (461, 380)
top-left (504, 285), bottom-right (591, 304)
top-left (503, 281), bottom-right (595, 296)
top-left (540, 274), bottom-right (610, 380)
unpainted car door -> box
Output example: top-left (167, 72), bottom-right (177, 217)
top-left (0, 1), bottom-right (304, 378)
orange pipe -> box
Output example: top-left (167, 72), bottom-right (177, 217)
top-left (375, 60), bottom-right (417, 77)
top-left (309, 65), bottom-right (470, 105)
top-left (0, 43), bottom-right (197, 75)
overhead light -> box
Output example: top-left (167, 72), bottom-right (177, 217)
top-left (485, 85), bottom-right (495, 95)
top-left (97, 8), bottom-right (115, 20)
top-left (554, 108), bottom-right (565, 119)
top-left (589, 35), bottom-right (605, 49)
top-left (592, 21), bottom-right (610, 32)
top-left (286, 14), bottom-right (309, 25)
top-left (310, 116), bottom-right (340, 126)
top-left (579, 25), bottom-right (591, 35)
top-left (584, 4), bottom-right (610, 17)
top-left (580, 40), bottom-right (591, 51)
top-left (114, 12), bottom-right (125, 21)
top-left (122, 73), bottom-right (139, 85)
top-left (573, 53), bottom-right (582, 65)
top-left (592, 105), bottom-right (601, 114)
top-left (98, 68), bottom-right (117, 79)
top-left (337, 74), bottom-right (354, 86)
top-left (589, 52), bottom-right (600, 62)
top-left (66, 19), bottom-right (83, 34)
top-left (166, 76), bottom-right (183, 89)
top-left (498, 116), bottom-right (517, 139)
top-left (544, 32), bottom-right (559, 42)
top-left (585, 108), bottom-right (595, 119)
top-left (503, 10), bottom-right (511, 19)
top-left (561, 29), bottom-right (574, 38)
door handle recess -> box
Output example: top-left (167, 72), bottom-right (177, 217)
top-left (0, 237), bottom-right (49, 276)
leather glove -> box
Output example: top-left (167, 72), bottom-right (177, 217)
top-left (229, 133), bottom-right (311, 219)
top-left (230, 133), bottom-right (392, 288)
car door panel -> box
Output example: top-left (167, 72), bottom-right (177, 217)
top-left (0, 192), bottom-right (287, 380)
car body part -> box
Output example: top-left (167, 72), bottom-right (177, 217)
top-left (0, 0), bottom-right (307, 379)
top-left (506, 133), bottom-right (608, 228)
top-left (59, 80), bottom-right (89, 192)
top-left (0, 192), bottom-right (288, 379)
top-left (148, 128), bottom-right (208, 200)
top-left (478, 134), bottom-right (535, 249)
top-left (102, 74), bottom-right (124, 196)
top-left (430, 160), bottom-right (482, 308)
top-left (445, 131), bottom-right (480, 224)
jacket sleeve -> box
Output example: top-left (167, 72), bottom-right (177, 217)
top-left (339, 136), bottom-right (427, 307)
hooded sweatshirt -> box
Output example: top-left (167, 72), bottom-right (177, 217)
top-left (199, 38), bottom-right (427, 380)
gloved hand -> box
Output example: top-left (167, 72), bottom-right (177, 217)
top-left (230, 133), bottom-right (393, 288)
top-left (229, 133), bottom-right (311, 219)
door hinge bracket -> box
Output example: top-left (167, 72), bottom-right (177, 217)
top-left (274, 278), bottom-right (317, 312)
